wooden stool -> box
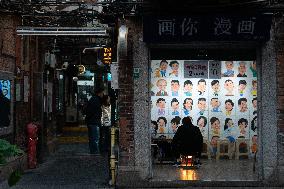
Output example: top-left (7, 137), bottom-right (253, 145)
top-left (201, 139), bottom-right (211, 160)
top-left (216, 138), bottom-right (233, 160)
top-left (235, 138), bottom-right (250, 160)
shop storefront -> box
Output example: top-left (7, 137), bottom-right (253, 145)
top-left (117, 12), bottom-right (283, 185)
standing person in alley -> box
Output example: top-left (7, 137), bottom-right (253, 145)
top-left (85, 88), bottom-right (104, 154)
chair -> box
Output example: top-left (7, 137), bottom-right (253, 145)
top-left (216, 138), bottom-right (233, 160)
top-left (235, 138), bottom-right (250, 160)
top-left (201, 139), bottom-right (211, 160)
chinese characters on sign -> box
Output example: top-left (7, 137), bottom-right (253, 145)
top-left (214, 18), bottom-right (232, 36)
top-left (209, 61), bottom-right (222, 79)
top-left (183, 60), bottom-right (223, 79)
top-left (143, 15), bottom-right (271, 42)
top-left (102, 48), bottom-right (112, 65)
top-left (184, 61), bottom-right (208, 79)
top-left (158, 19), bottom-right (175, 36)
top-left (181, 18), bottom-right (198, 36)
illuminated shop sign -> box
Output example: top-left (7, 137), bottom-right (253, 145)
top-left (143, 15), bottom-right (271, 42)
top-left (102, 47), bottom-right (112, 65)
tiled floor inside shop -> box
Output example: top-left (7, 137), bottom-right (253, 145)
top-left (152, 159), bottom-right (258, 181)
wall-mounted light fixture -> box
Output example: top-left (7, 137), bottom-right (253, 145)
top-left (118, 23), bottom-right (128, 57)
top-left (119, 24), bottom-right (127, 39)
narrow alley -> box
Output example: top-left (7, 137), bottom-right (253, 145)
top-left (2, 143), bottom-right (111, 189)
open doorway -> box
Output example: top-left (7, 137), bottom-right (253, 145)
top-left (150, 51), bottom-right (258, 181)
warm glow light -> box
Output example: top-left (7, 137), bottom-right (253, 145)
top-left (180, 169), bottom-right (198, 180)
top-left (102, 48), bottom-right (112, 65)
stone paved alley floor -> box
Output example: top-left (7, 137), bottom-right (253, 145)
top-left (1, 143), bottom-right (283, 188)
top-left (1, 143), bottom-right (112, 189)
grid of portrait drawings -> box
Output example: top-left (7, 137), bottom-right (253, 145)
top-left (150, 60), bottom-right (258, 154)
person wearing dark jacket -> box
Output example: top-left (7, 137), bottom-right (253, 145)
top-left (172, 116), bottom-right (203, 166)
top-left (85, 88), bottom-right (104, 154)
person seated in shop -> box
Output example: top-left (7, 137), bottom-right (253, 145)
top-left (172, 117), bottom-right (203, 166)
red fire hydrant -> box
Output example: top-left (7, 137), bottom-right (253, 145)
top-left (27, 122), bottom-right (38, 169)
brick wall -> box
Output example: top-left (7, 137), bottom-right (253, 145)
top-left (0, 13), bottom-right (33, 150)
top-left (0, 14), bottom-right (16, 73)
top-left (0, 14), bottom-right (18, 142)
top-left (118, 20), bottom-right (135, 166)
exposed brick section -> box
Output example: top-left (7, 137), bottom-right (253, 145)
top-left (0, 14), bottom-right (17, 73)
top-left (118, 28), bottom-right (134, 165)
top-left (0, 14), bottom-right (18, 139)
top-left (0, 14), bottom-right (33, 150)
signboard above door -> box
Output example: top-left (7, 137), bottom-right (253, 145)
top-left (143, 15), bottom-right (272, 43)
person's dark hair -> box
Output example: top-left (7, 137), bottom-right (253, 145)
top-left (211, 80), bottom-right (219, 86)
top-left (95, 88), bottom-right (104, 95)
top-left (211, 135), bottom-right (219, 140)
top-left (102, 95), bottom-right (110, 106)
top-left (251, 116), bottom-right (257, 132)
top-left (238, 98), bottom-right (247, 105)
top-left (225, 79), bottom-right (233, 83)
top-left (184, 80), bottom-right (193, 87)
top-left (224, 118), bottom-right (232, 130)
top-left (171, 116), bottom-right (181, 125)
top-left (197, 116), bottom-right (207, 127)
top-left (160, 60), bottom-right (168, 65)
top-left (210, 117), bottom-right (219, 125)
top-left (225, 99), bottom-right (234, 107)
top-left (151, 120), bottom-right (158, 131)
top-left (171, 98), bottom-right (179, 106)
top-left (183, 98), bottom-right (193, 109)
top-left (171, 80), bottom-right (179, 85)
top-left (158, 135), bottom-right (166, 139)
top-left (198, 79), bottom-right (206, 85)
top-left (211, 97), bottom-right (218, 101)
top-left (239, 80), bottom-right (247, 85)
top-left (157, 117), bottom-right (167, 124)
top-left (182, 116), bottom-right (192, 126)
top-left (252, 97), bottom-right (257, 103)
top-left (198, 98), bottom-right (206, 103)
top-left (238, 118), bottom-right (248, 126)
top-left (169, 60), bottom-right (179, 67)
top-left (156, 98), bottom-right (165, 104)
top-left (252, 80), bottom-right (257, 85)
